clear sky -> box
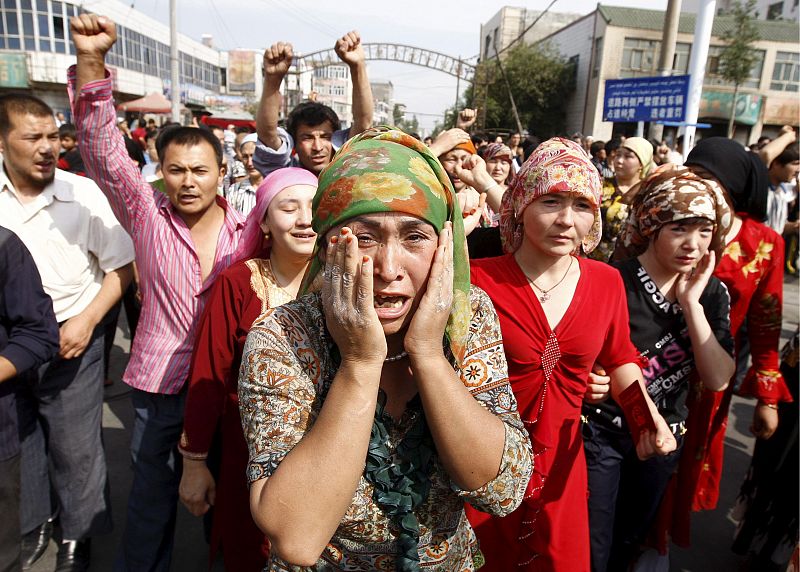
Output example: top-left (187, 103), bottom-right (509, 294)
top-left (122, 0), bottom-right (668, 132)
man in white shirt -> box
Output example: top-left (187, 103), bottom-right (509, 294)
top-left (0, 94), bottom-right (134, 572)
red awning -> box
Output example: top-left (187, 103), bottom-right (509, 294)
top-left (200, 115), bottom-right (256, 130)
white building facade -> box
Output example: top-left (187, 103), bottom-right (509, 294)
top-left (683, 0), bottom-right (799, 21)
top-left (0, 0), bottom-right (223, 118)
top-left (489, 5), bottom-right (799, 144)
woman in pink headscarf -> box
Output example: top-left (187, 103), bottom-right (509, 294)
top-left (480, 142), bottom-right (516, 227)
top-left (466, 138), bottom-right (676, 571)
top-left (177, 167), bottom-right (318, 571)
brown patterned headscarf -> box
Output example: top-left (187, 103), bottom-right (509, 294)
top-left (612, 164), bottom-right (733, 263)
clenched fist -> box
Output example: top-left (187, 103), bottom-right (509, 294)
top-left (334, 31), bottom-right (365, 67)
top-left (263, 41), bottom-right (294, 81)
top-left (70, 13), bottom-right (117, 59)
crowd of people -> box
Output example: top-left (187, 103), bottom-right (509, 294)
top-left (0, 11), bottom-right (797, 572)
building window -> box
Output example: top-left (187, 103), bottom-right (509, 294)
top-left (620, 38), bottom-right (659, 78)
top-left (567, 54), bottom-right (579, 84)
top-left (705, 45), bottom-right (765, 88)
top-left (592, 36), bottom-right (603, 78)
top-left (770, 51), bottom-right (799, 91)
top-left (766, 1), bottom-right (783, 18)
top-left (673, 42), bottom-right (691, 73)
top-left (0, 1), bottom-right (220, 91)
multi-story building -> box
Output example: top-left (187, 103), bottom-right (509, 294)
top-left (484, 5), bottom-right (798, 144)
top-left (311, 63), bottom-right (352, 126)
top-left (479, 6), bottom-right (583, 61)
top-left (371, 80), bottom-right (394, 125)
top-left (683, 0), bottom-right (799, 21)
top-left (0, 0), bottom-right (223, 118)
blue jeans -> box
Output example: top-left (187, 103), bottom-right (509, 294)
top-left (17, 327), bottom-right (111, 540)
top-left (114, 389), bottom-right (185, 572)
top-left (583, 419), bottom-right (683, 572)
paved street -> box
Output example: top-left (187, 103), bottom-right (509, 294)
top-left (31, 275), bottom-right (798, 571)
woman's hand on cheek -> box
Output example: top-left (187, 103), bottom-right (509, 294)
top-left (676, 250), bottom-right (715, 308)
top-left (321, 228), bottom-right (387, 365)
top-left (404, 222), bottom-right (453, 358)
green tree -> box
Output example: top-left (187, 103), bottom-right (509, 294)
top-left (468, 42), bottom-right (576, 139)
top-left (391, 104), bottom-right (420, 135)
top-left (718, 0), bottom-right (760, 138)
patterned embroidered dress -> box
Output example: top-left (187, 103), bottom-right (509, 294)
top-left (180, 258), bottom-right (294, 571)
top-left (664, 215), bottom-right (791, 548)
top-left (238, 287), bottom-right (532, 571)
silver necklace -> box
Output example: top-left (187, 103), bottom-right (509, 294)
top-left (528, 257), bottom-right (574, 303)
top-left (384, 351), bottom-right (408, 362)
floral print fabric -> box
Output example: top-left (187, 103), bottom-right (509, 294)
top-left (589, 177), bottom-right (627, 262)
top-left (613, 166), bottom-right (733, 262)
top-left (238, 287), bottom-right (532, 571)
top-left (302, 125), bottom-right (471, 363)
top-left (499, 137), bottom-right (602, 254)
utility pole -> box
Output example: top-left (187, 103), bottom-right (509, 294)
top-left (682, 0), bottom-right (716, 159)
top-left (453, 58), bottom-right (461, 128)
top-left (170, 0), bottom-right (181, 123)
top-left (492, 40), bottom-right (525, 136)
top-left (650, 0), bottom-right (683, 142)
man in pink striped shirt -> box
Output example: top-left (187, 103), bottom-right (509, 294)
top-left (69, 14), bottom-right (245, 571)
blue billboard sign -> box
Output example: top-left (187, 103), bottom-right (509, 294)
top-left (603, 75), bottom-right (690, 123)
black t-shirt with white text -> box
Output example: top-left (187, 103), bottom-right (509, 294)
top-left (583, 258), bottom-right (734, 436)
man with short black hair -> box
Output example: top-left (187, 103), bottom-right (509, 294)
top-left (254, 31), bottom-right (373, 176)
top-left (589, 139), bottom-right (607, 174)
top-left (69, 13), bottom-right (246, 571)
top-left (0, 92), bottom-right (134, 572)
top-left (58, 123), bottom-right (86, 175)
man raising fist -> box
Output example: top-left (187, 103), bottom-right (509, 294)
top-left (68, 14), bottom-right (245, 572)
top-left (253, 31), bottom-right (374, 177)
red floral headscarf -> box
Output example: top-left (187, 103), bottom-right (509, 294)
top-left (500, 137), bottom-right (602, 254)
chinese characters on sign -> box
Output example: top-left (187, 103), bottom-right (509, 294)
top-left (0, 54), bottom-right (29, 88)
top-left (603, 75), bottom-right (690, 123)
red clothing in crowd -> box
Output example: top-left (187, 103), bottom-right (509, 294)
top-left (467, 254), bottom-right (642, 571)
top-left (657, 215), bottom-right (791, 549)
top-left (180, 257), bottom-right (292, 571)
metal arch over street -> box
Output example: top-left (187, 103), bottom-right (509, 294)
top-left (294, 43), bottom-right (476, 83)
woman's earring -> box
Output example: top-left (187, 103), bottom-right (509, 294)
top-left (264, 231), bottom-right (271, 240)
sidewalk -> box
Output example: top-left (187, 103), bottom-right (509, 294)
top-left (31, 275), bottom-right (799, 571)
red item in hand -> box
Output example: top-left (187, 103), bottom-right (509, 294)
top-left (619, 381), bottom-right (657, 445)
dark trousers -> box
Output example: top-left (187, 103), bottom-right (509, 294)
top-left (114, 389), bottom-right (185, 572)
top-left (0, 454), bottom-right (21, 572)
top-left (583, 419), bottom-right (682, 572)
top-left (17, 327), bottom-right (112, 540)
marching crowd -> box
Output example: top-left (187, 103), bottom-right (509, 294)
top-left (0, 11), bottom-right (797, 572)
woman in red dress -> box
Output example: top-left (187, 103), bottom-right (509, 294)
top-left (657, 137), bottom-right (792, 550)
top-left (466, 138), bottom-right (677, 571)
top-left (177, 167), bottom-right (318, 570)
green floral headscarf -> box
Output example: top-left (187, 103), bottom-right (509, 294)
top-left (302, 126), bottom-right (472, 571)
top-left (302, 125), bottom-right (471, 364)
